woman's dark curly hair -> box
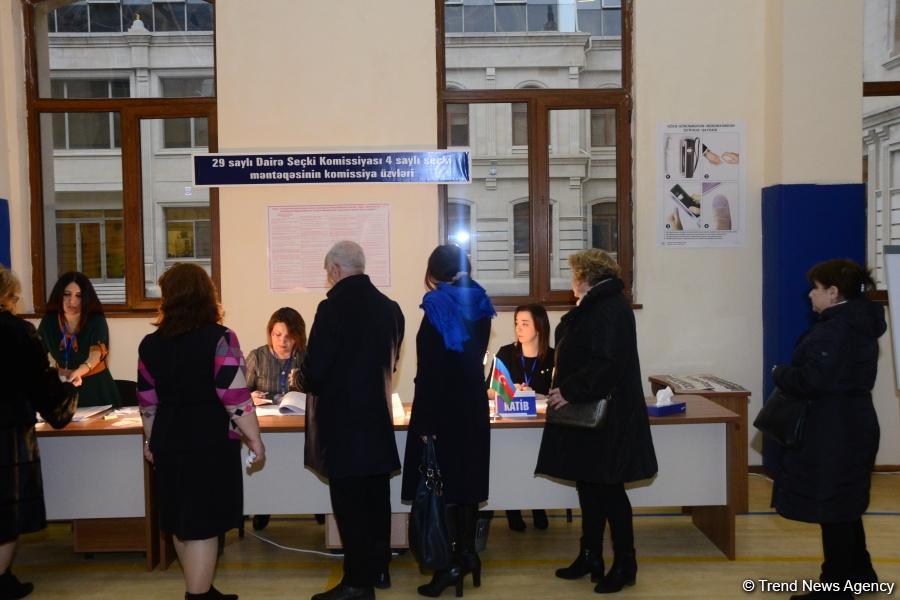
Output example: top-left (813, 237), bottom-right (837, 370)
top-left (155, 263), bottom-right (222, 336)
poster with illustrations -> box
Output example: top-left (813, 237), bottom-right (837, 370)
top-left (658, 122), bottom-right (745, 247)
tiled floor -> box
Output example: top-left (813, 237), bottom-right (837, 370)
top-left (11, 473), bottom-right (900, 599)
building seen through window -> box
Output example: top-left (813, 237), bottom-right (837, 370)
top-left (440, 0), bottom-right (627, 301)
top-left (29, 0), bottom-right (216, 307)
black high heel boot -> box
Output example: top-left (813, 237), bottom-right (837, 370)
top-left (594, 551), bottom-right (637, 594)
top-left (456, 505), bottom-right (482, 588)
top-left (555, 546), bottom-right (604, 582)
top-left (0, 569), bottom-right (34, 600)
top-left (417, 566), bottom-right (464, 598)
top-left (185, 585), bottom-right (238, 599)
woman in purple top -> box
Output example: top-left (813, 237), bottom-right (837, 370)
top-left (138, 264), bottom-right (265, 600)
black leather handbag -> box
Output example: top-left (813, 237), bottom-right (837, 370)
top-left (753, 387), bottom-right (810, 449)
top-left (546, 394), bottom-right (609, 429)
top-left (408, 437), bottom-right (453, 571)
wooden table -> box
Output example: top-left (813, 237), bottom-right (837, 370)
top-left (649, 374), bottom-right (751, 514)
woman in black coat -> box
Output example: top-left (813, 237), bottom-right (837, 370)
top-left (772, 259), bottom-right (885, 600)
top-left (0, 267), bottom-right (78, 600)
top-left (535, 249), bottom-right (657, 595)
top-left (401, 245), bottom-right (495, 598)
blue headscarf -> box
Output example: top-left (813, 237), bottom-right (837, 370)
top-left (421, 278), bottom-right (496, 352)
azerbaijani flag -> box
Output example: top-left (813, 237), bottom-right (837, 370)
top-left (490, 356), bottom-right (516, 407)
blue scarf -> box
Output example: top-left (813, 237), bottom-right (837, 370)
top-left (421, 279), bottom-right (496, 352)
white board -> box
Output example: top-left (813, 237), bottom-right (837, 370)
top-left (883, 245), bottom-right (900, 389)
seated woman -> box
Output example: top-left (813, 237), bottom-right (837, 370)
top-left (244, 307), bottom-right (306, 531)
top-left (38, 272), bottom-right (121, 408)
top-left (488, 304), bottom-right (553, 532)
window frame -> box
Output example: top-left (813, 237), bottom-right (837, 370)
top-left (435, 0), bottom-right (633, 308)
top-left (24, 0), bottom-right (219, 313)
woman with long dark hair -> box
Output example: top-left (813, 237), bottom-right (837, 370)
top-left (138, 264), bottom-right (265, 600)
top-left (488, 304), bottom-right (553, 532)
top-left (38, 271), bottom-right (120, 407)
top-left (401, 244), bottom-right (495, 598)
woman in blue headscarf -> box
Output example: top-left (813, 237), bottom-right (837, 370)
top-left (402, 244), bottom-right (495, 598)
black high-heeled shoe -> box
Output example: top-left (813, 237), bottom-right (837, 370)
top-left (594, 552), bottom-right (637, 594)
top-left (417, 566), bottom-right (464, 598)
top-left (458, 551), bottom-right (482, 587)
top-left (556, 548), bottom-right (604, 582)
top-left (0, 569), bottom-right (34, 600)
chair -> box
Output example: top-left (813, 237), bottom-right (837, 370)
top-left (115, 379), bottom-right (138, 407)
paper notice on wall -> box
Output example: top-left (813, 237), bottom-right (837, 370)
top-left (658, 123), bottom-right (746, 247)
top-left (267, 204), bottom-right (390, 291)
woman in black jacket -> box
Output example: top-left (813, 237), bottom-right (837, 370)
top-left (535, 249), bottom-right (657, 595)
top-left (772, 259), bottom-right (885, 600)
top-left (0, 267), bottom-right (78, 600)
top-left (401, 245), bottom-right (495, 598)
top-left (488, 304), bottom-right (553, 532)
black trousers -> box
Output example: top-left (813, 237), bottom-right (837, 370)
top-left (576, 481), bottom-right (633, 556)
top-left (329, 473), bottom-right (392, 588)
top-left (820, 519), bottom-right (876, 583)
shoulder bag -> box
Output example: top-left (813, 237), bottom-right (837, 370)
top-left (408, 437), bottom-right (453, 570)
top-left (753, 386), bottom-right (810, 449)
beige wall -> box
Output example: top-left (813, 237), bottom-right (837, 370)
top-left (1, 0), bottom-right (897, 465)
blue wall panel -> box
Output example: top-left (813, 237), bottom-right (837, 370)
top-left (761, 183), bottom-right (865, 469)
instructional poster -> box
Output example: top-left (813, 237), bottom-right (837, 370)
top-left (267, 204), bottom-right (390, 291)
top-left (658, 123), bottom-right (746, 247)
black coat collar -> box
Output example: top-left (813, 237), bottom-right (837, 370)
top-left (326, 273), bottom-right (371, 298)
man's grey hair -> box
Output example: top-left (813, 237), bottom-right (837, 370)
top-left (325, 240), bottom-right (366, 274)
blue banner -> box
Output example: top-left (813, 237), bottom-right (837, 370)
top-left (193, 150), bottom-right (470, 187)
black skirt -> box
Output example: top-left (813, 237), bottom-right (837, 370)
top-left (0, 425), bottom-right (46, 542)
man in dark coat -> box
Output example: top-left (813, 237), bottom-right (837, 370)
top-left (300, 241), bottom-right (404, 600)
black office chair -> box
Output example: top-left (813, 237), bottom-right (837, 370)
top-left (114, 379), bottom-right (138, 407)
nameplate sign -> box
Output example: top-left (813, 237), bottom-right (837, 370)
top-left (497, 391), bottom-right (537, 418)
top-left (193, 150), bottom-right (470, 187)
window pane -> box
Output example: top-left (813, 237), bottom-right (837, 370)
top-left (446, 0), bottom-right (622, 89)
top-left (141, 118), bottom-right (211, 298)
top-left (33, 3), bottom-right (214, 99)
top-left (122, 3), bottom-right (154, 32)
top-left (67, 112), bottom-right (114, 149)
top-left (105, 219), bottom-right (126, 278)
top-left (56, 4), bottom-right (89, 33)
top-left (527, 2), bottom-right (557, 32)
top-left (161, 77), bottom-right (214, 98)
top-left (602, 8), bottom-right (622, 36)
top-left (513, 201), bottom-right (529, 254)
top-left (550, 108), bottom-right (617, 291)
top-left (186, 0), bottom-right (213, 31)
top-left (41, 110), bottom-right (126, 300)
top-left (79, 222), bottom-right (102, 278)
top-left (154, 2), bottom-right (186, 31)
top-left (446, 5), bottom-right (463, 33)
top-left (863, 95), bottom-right (900, 289)
top-left (90, 3), bottom-right (122, 32)
top-left (447, 104), bottom-right (469, 147)
top-left (56, 223), bottom-right (78, 274)
top-left (66, 79), bottom-right (112, 99)
top-left (496, 5), bottom-right (526, 32)
top-left (512, 103), bottom-right (528, 146)
top-left (193, 117), bottom-right (209, 147)
top-left (590, 108), bottom-right (615, 147)
top-left (464, 5), bottom-right (494, 32)
top-left (164, 118), bottom-right (192, 148)
top-left (445, 103), bottom-right (530, 297)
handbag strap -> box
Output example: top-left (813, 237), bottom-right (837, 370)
top-left (421, 437), bottom-right (444, 493)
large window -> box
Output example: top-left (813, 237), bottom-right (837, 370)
top-left (864, 0), bottom-right (900, 295)
top-left (26, 0), bottom-right (217, 310)
top-left (438, 0), bottom-right (632, 305)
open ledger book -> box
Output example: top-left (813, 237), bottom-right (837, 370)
top-left (255, 391), bottom-right (306, 417)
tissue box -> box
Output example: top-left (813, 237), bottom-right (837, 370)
top-left (497, 390), bottom-right (537, 417)
top-left (647, 401), bottom-right (686, 417)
